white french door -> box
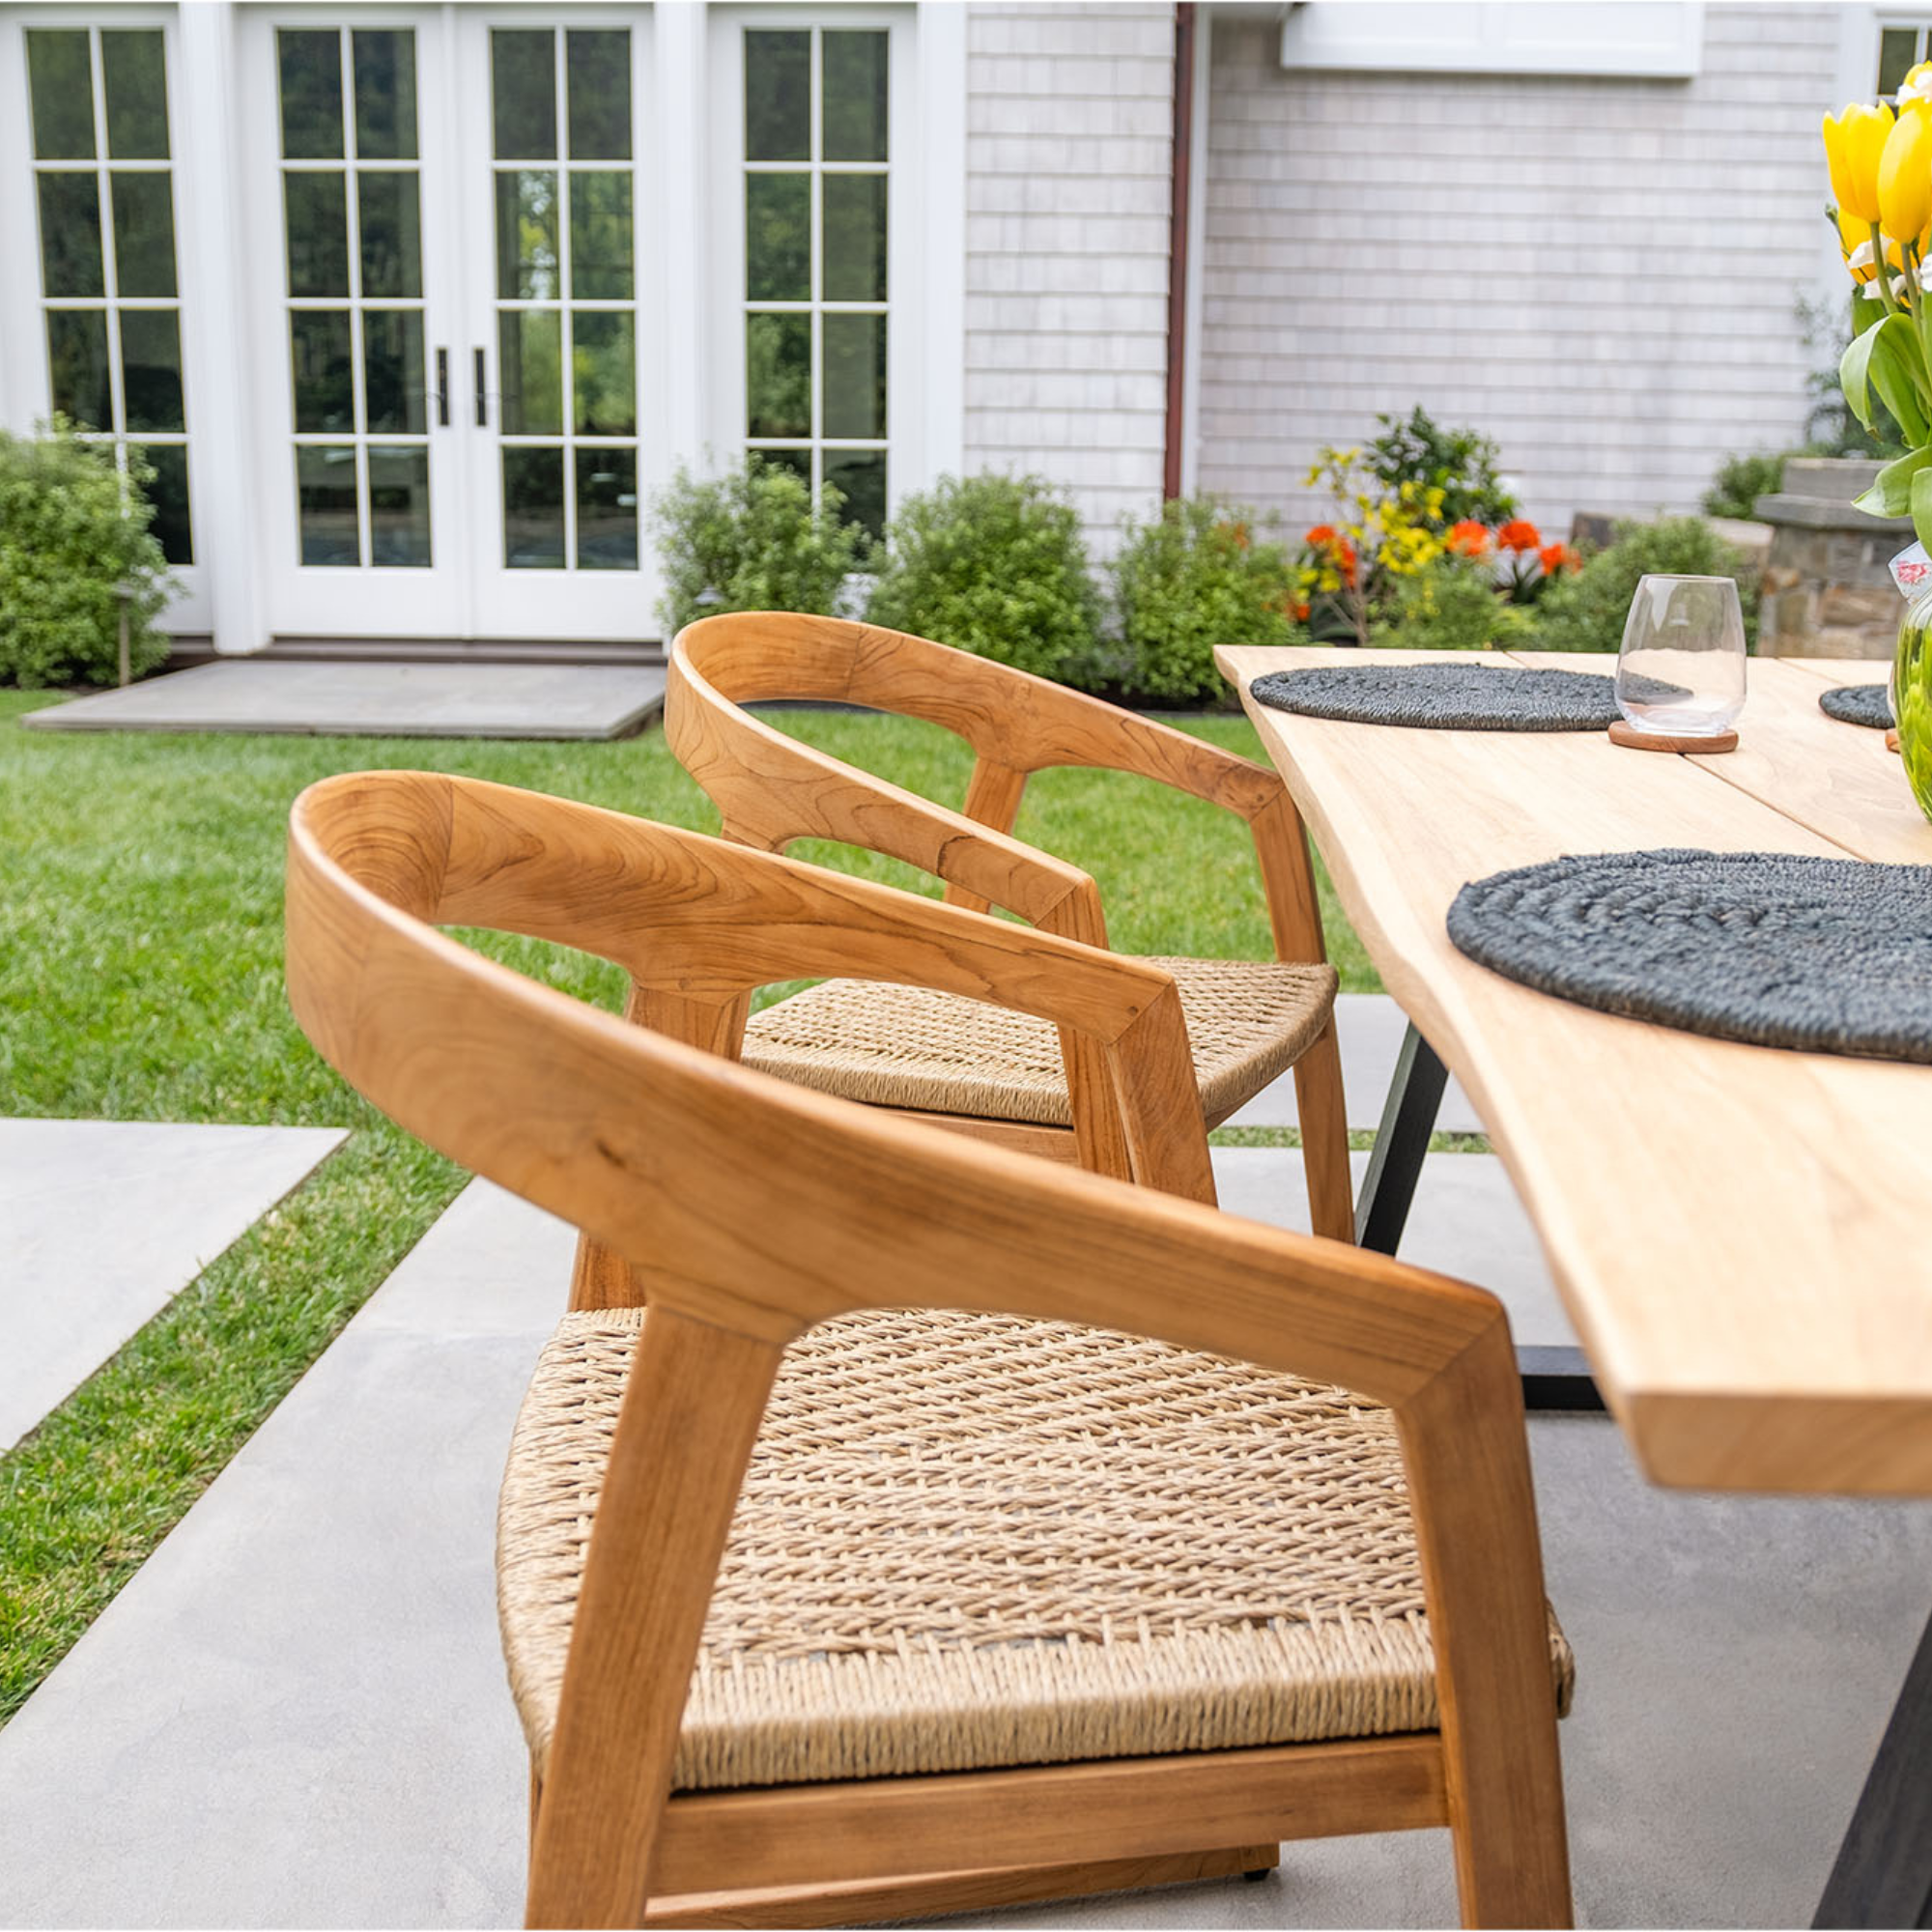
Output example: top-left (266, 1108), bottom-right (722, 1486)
top-left (242, 9), bottom-right (654, 642)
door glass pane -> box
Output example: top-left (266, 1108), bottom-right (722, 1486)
top-left (747, 313), bottom-right (810, 439)
top-left (567, 31), bottom-right (630, 160)
top-left (112, 174), bottom-right (179, 298)
top-left (503, 446), bottom-right (565, 568)
top-left (362, 311), bottom-right (426, 435)
top-left (38, 174), bottom-right (103, 298)
top-left (824, 450), bottom-right (885, 540)
top-left (46, 311), bottom-right (111, 429)
top-left (26, 31), bottom-right (95, 160)
top-left (572, 312), bottom-right (634, 437)
top-left (291, 310), bottom-right (355, 432)
top-left (358, 172), bottom-right (422, 298)
top-left (746, 174), bottom-right (810, 302)
top-left (279, 29), bottom-right (344, 159)
top-left (823, 313), bottom-right (885, 440)
top-left (102, 31), bottom-right (169, 159)
top-left (569, 173), bottom-right (632, 299)
top-left (285, 173), bottom-right (350, 296)
top-left (121, 309), bottom-right (185, 434)
top-left (493, 31), bottom-right (556, 160)
top-left (498, 312), bottom-right (562, 435)
top-left (576, 449), bottom-right (637, 570)
top-left (297, 444), bottom-right (360, 564)
top-left (353, 30), bottom-right (417, 160)
top-left (1882, 27), bottom-right (1919, 96)
top-left (142, 443), bottom-right (193, 565)
top-left (496, 172), bottom-right (559, 299)
top-left (745, 32), bottom-right (809, 161)
top-left (368, 445), bottom-right (431, 565)
top-left (823, 175), bottom-right (887, 303)
top-left (758, 445), bottom-right (811, 486)
top-left (822, 33), bottom-right (888, 163)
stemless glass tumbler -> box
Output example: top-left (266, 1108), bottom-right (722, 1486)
top-left (1615, 575), bottom-right (1747, 737)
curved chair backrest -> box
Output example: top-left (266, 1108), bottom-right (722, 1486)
top-left (290, 770), bottom-right (1214, 1211)
top-left (667, 611), bottom-right (1326, 964)
top-left (285, 766), bottom-right (1565, 1930)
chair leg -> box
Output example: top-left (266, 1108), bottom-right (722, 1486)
top-left (1293, 1017), bottom-right (1354, 1243)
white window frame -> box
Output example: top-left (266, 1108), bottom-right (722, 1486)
top-left (0, 4), bottom-right (212, 635)
top-left (703, 2), bottom-right (960, 529)
top-left (1276, 3), bottom-right (1705, 81)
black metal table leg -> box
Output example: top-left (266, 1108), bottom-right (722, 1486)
top-left (1815, 1600), bottom-right (1932, 1927)
top-left (1354, 1023), bottom-right (1447, 1256)
top-left (1354, 1023), bottom-right (1603, 1412)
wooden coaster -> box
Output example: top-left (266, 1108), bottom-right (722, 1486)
top-left (1607, 720), bottom-right (1738, 754)
top-left (1888, 727), bottom-right (1902, 753)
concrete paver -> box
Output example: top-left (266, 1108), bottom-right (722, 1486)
top-left (1, 1172), bottom-right (1926, 1928)
top-left (0, 1120), bottom-right (347, 1449)
top-left (19, 662), bottom-right (667, 741)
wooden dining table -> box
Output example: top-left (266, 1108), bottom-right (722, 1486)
top-left (1218, 643), bottom-right (1932, 1927)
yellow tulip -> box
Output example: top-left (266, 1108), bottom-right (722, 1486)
top-left (1901, 61), bottom-right (1932, 110)
top-left (1825, 101), bottom-right (1894, 224)
top-left (1880, 106), bottom-right (1932, 248)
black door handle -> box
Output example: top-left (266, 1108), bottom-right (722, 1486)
top-left (435, 347), bottom-right (449, 427)
top-left (474, 349), bottom-right (487, 428)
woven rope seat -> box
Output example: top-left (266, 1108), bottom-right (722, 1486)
top-left (737, 957), bottom-right (1338, 1128)
top-left (498, 1307), bottom-right (1575, 1793)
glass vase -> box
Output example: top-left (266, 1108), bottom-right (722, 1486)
top-left (1896, 586), bottom-right (1932, 822)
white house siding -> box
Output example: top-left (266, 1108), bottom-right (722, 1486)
top-left (962, 1), bottom-right (1177, 554)
top-left (1195, 5), bottom-right (1839, 542)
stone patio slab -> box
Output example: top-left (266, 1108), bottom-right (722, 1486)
top-left (1223, 994), bottom-right (1483, 1134)
top-left (0, 1120), bottom-right (347, 1449)
top-left (19, 662), bottom-right (667, 741)
top-left (2, 1173), bottom-right (1928, 1928)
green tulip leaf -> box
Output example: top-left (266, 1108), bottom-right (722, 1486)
top-left (1848, 314), bottom-right (1932, 444)
top-left (1853, 291), bottom-right (1886, 339)
top-left (1841, 320), bottom-right (1889, 430)
top-left (1912, 467), bottom-right (1932, 554)
top-left (1859, 445), bottom-right (1932, 517)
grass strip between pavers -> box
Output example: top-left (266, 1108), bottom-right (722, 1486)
top-left (0, 1127), bottom-right (465, 1726)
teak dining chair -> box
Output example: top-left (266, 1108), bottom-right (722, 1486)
top-left (666, 611), bottom-right (1354, 1239)
top-left (285, 770), bottom-right (1573, 1932)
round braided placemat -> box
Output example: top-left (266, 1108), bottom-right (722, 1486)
top-left (1250, 662), bottom-right (1622, 731)
top-left (1819, 682), bottom-right (1894, 729)
top-left (1447, 848), bottom-right (1932, 1062)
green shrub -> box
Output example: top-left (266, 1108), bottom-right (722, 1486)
top-left (1107, 497), bottom-right (1300, 699)
top-left (650, 455), bottom-right (873, 637)
top-left (1701, 450), bottom-right (1785, 522)
top-left (1370, 554), bottom-right (1536, 652)
top-left (1366, 407), bottom-right (1518, 529)
top-left (866, 472), bottom-right (1099, 680)
top-left (0, 421), bottom-right (172, 688)
top-left (1532, 516), bottom-right (1760, 653)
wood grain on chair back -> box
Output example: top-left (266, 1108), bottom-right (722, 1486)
top-left (285, 766), bottom-right (1567, 1929)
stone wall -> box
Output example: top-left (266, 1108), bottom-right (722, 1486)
top-left (1755, 460), bottom-right (1911, 661)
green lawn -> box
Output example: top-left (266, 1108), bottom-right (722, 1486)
top-left (0, 686), bottom-right (1376, 1722)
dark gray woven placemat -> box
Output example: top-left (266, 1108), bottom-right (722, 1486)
top-left (1818, 682), bottom-right (1893, 729)
top-left (1447, 848), bottom-right (1932, 1063)
top-left (1250, 662), bottom-right (1621, 731)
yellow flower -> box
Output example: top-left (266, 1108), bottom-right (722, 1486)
top-left (1825, 101), bottom-right (1894, 224)
top-left (1900, 61), bottom-right (1932, 110)
top-left (1838, 204), bottom-right (1906, 282)
top-left (1880, 106), bottom-right (1932, 247)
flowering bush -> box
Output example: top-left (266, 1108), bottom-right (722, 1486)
top-left (1296, 445), bottom-right (1444, 646)
top-left (1366, 407), bottom-right (1519, 528)
top-left (1373, 556), bottom-right (1537, 653)
top-left (1531, 517), bottom-right (1758, 653)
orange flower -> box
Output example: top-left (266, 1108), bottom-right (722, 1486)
top-left (1446, 520), bottom-right (1492, 556)
top-left (1496, 519), bottom-right (1543, 553)
top-left (1538, 542), bottom-right (1577, 576)
top-left (1334, 540), bottom-right (1359, 587)
top-left (1292, 600), bottom-right (1311, 623)
top-left (1304, 525), bottom-right (1338, 547)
